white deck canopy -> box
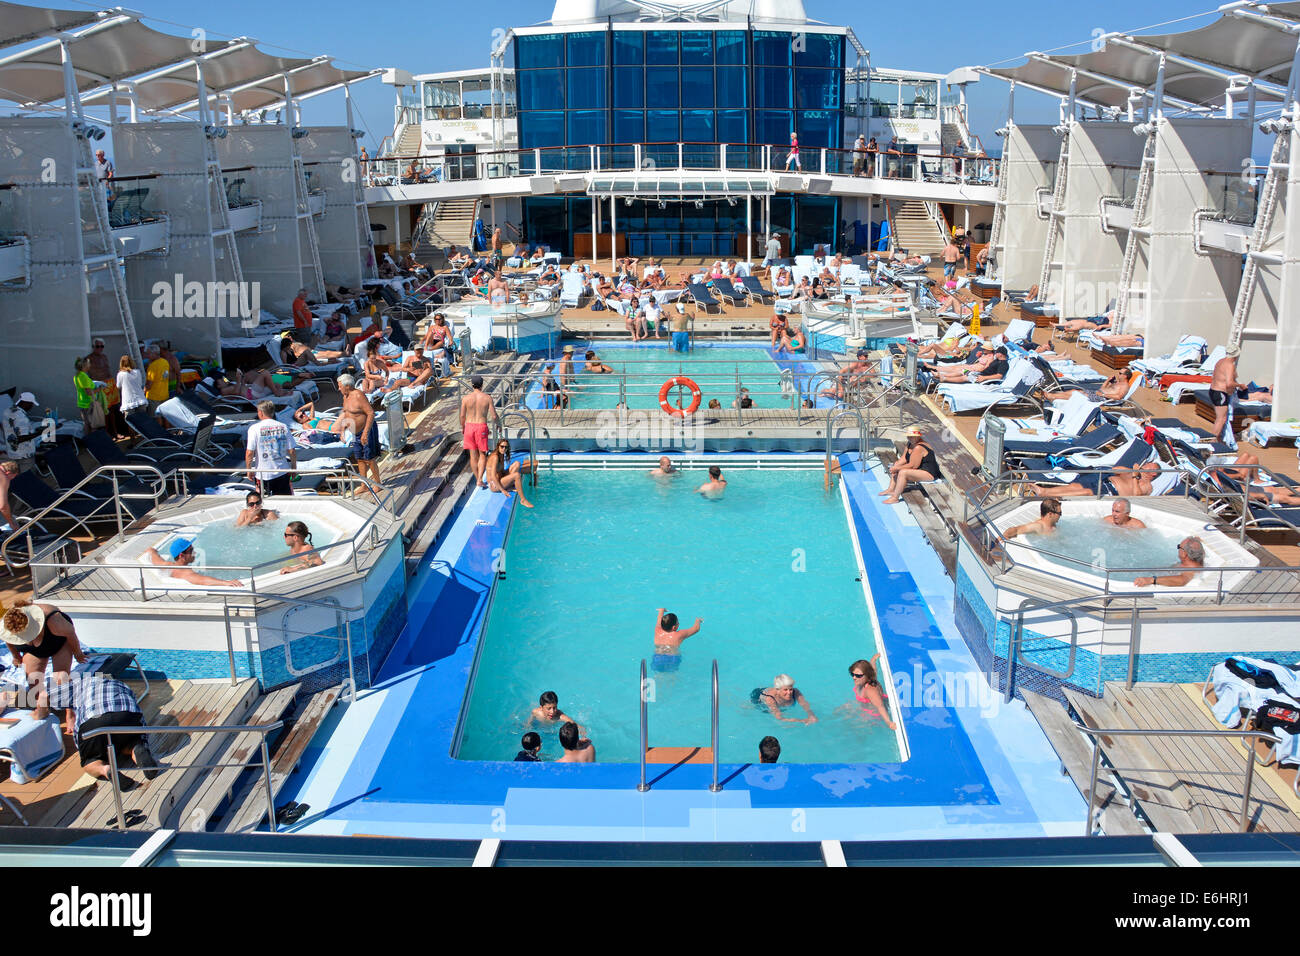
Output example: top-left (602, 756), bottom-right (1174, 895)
top-left (0, 0), bottom-right (101, 50)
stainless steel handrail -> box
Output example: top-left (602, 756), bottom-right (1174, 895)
top-left (83, 719), bottom-right (285, 833)
top-left (709, 659), bottom-right (721, 793)
top-left (1, 463), bottom-right (169, 568)
top-left (1075, 723), bottom-right (1281, 835)
top-left (496, 404), bottom-right (539, 487)
top-left (638, 658), bottom-right (649, 793)
top-left (825, 404), bottom-right (868, 469)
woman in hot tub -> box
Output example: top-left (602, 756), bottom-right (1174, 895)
top-left (235, 490), bottom-right (280, 527)
top-left (279, 521), bottom-right (325, 575)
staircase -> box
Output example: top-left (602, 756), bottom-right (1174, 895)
top-left (415, 197), bottom-right (479, 257)
top-left (941, 122), bottom-right (965, 156)
top-left (887, 200), bottom-right (948, 256)
top-left (393, 122), bottom-right (422, 159)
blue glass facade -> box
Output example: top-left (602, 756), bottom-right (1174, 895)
top-left (514, 26), bottom-right (846, 256)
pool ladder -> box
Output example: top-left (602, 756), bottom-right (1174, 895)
top-left (637, 658), bottom-right (721, 793)
top-left (495, 404), bottom-right (538, 486)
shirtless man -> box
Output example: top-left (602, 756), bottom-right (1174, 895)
top-left (337, 374), bottom-right (382, 492)
top-left (648, 456), bottom-right (676, 478)
top-left (697, 465), bottom-right (726, 498)
top-left (486, 273), bottom-right (510, 305)
top-left (391, 347), bottom-right (434, 389)
top-left (459, 374), bottom-right (498, 487)
top-left (145, 539), bottom-right (242, 587)
top-left (1004, 499), bottom-right (1061, 539)
top-left (1209, 346), bottom-right (1241, 443)
top-left (1043, 372), bottom-right (1132, 403)
top-left (1103, 497), bottom-right (1146, 529)
top-left (1134, 536), bottom-right (1204, 588)
top-left (821, 351), bottom-right (875, 399)
top-left (1053, 311), bottom-right (1113, 335)
top-left (1036, 460), bottom-right (1160, 499)
top-left (1218, 451), bottom-right (1300, 505)
top-left (530, 690), bottom-right (579, 732)
top-left (556, 720), bottom-right (596, 763)
top-left (942, 238), bottom-right (961, 279)
top-left (653, 607), bottom-right (703, 665)
top-left (558, 345), bottom-right (575, 389)
top-left (584, 350), bottom-right (613, 374)
top-left (1091, 333), bottom-right (1144, 349)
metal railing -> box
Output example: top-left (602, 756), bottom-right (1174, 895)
top-left (1075, 723), bottom-right (1280, 835)
top-left (709, 659), bottom-right (721, 793)
top-left (366, 142), bottom-right (1000, 190)
top-left (638, 658), bottom-right (649, 793)
top-left (635, 657), bottom-right (723, 793)
top-left (86, 719), bottom-right (284, 834)
top-left (493, 404), bottom-right (538, 486)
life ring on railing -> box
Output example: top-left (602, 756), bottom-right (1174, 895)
top-left (658, 376), bottom-right (702, 417)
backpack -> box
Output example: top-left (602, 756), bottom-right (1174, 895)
top-left (1225, 657), bottom-right (1282, 691)
top-left (1254, 699), bottom-right (1300, 737)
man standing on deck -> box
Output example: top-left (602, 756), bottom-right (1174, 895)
top-left (144, 345), bottom-right (170, 415)
top-left (245, 400), bottom-right (296, 497)
top-left (292, 288), bottom-right (315, 346)
top-left (852, 134), bottom-right (867, 177)
top-left (337, 374), bottom-right (382, 494)
top-left (762, 233), bottom-right (782, 270)
top-left (459, 374), bottom-right (499, 488)
top-left (1209, 346), bottom-right (1242, 447)
top-left (942, 237), bottom-right (961, 279)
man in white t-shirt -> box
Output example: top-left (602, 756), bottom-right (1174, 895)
top-left (644, 301), bottom-right (663, 339)
top-left (244, 400), bottom-right (296, 496)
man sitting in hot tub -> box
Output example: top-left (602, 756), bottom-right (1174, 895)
top-left (1103, 497), bottom-right (1146, 529)
top-left (145, 538), bottom-right (242, 587)
top-left (652, 607), bottom-right (702, 672)
top-left (1003, 498), bottom-right (1061, 538)
top-left (1134, 536), bottom-right (1204, 588)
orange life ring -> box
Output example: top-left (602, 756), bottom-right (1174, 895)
top-left (658, 376), bottom-right (702, 417)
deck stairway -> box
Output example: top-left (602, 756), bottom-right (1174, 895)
top-left (415, 198), bottom-right (479, 258)
top-left (887, 199), bottom-right (948, 256)
top-left (1024, 683), bottom-right (1299, 835)
top-left (393, 122), bottom-right (422, 160)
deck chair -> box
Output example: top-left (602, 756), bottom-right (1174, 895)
top-left (560, 271), bottom-right (586, 307)
top-left (40, 444), bottom-right (157, 519)
top-left (8, 470), bottom-right (118, 536)
top-left (935, 358), bottom-right (1044, 414)
top-left (686, 282), bottom-right (725, 316)
top-left (741, 275), bottom-right (776, 305)
top-left (978, 393), bottom-right (1103, 449)
top-left (1022, 438), bottom-right (1161, 494)
top-left (1127, 334), bottom-right (1207, 381)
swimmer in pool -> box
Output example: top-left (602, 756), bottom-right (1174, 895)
top-left (648, 456), bottom-right (676, 478)
top-left (1004, 498), bottom-right (1061, 539)
top-left (556, 720), bottom-right (596, 763)
top-left (697, 465), bottom-right (726, 498)
top-left (584, 350), bottom-right (614, 374)
top-left (234, 491), bottom-right (280, 527)
top-left (849, 655), bottom-right (895, 730)
top-left (1102, 497), bottom-right (1146, 529)
top-left (652, 607), bottom-right (702, 672)
top-left (530, 691), bottom-right (581, 735)
top-left (751, 674), bottom-right (816, 725)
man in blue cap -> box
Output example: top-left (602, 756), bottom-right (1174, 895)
top-left (144, 538), bottom-right (243, 587)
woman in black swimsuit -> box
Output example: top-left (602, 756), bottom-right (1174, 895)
top-left (881, 426), bottom-right (942, 504)
top-left (2, 602), bottom-right (86, 687)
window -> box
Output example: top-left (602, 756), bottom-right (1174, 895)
top-left (613, 110), bottom-right (644, 144)
top-left (794, 32), bottom-right (841, 69)
top-left (680, 67), bottom-right (713, 108)
top-left (756, 110), bottom-right (794, 146)
top-left (523, 197), bottom-right (567, 250)
top-left (519, 111), bottom-right (564, 149)
top-left (753, 31), bottom-right (792, 67)
top-left (680, 31), bottom-right (712, 64)
top-left (716, 67), bottom-right (747, 109)
top-left (517, 34), bottom-right (563, 69)
top-left (646, 68), bottom-right (680, 108)
top-left (646, 109), bottom-right (680, 143)
top-left (715, 31), bottom-right (747, 65)
top-left (567, 110), bottom-right (607, 146)
top-left (796, 110), bottom-right (838, 149)
top-left (519, 70), bottom-right (563, 111)
top-left (716, 109), bottom-right (748, 145)
top-left (613, 31), bottom-right (644, 65)
top-left (566, 68), bottom-right (607, 109)
top-left (566, 32), bottom-right (606, 67)
top-left (681, 110), bottom-right (714, 143)
top-left (613, 68), bottom-right (644, 108)
top-left (755, 68), bottom-right (792, 109)
top-left (646, 31), bottom-right (678, 64)
top-left (795, 69), bottom-right (840, 111)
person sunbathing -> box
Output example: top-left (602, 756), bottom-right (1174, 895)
top-left (1035, 461), bottom-right (1161, 498)
top-left (1092, 332), bottom-right (1144, 349)
top-left (916, 338), bottom-right (972, 361)
top-left (281, 337), bottom-right (344, 367)
top-left (241, 368), bottom-right (289, 399)
top-left (388, 348), bottom-right (434, 389)
top-left (929, 348), bottom-right (1009, 384)
top-left (1053, 311), bottom-right (1113, 334)
top-left (1042, 373), bottom-right (1131, 403)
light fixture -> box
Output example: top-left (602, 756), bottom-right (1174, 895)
top-left (624, 197), bottom-right (632, 206)
top-left (694, 200), bottom-right (703, 209)
top-left (994, 126), bottom-right (1009, 137)
top-left (291, 127), bottom-right (310, 139)
top-left (658, 201), bottom-right (666, 209)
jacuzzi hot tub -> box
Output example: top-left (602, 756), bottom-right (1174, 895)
top-left (98, 497), bottom-right (365, 592)
top-left (996, 500), bottom-right (1259, 595)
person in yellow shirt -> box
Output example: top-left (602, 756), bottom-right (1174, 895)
top-left (144, 345), bottom-right (170, 413)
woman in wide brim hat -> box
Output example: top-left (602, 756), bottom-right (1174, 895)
top-left (2, 601), bottom-right (87, 688)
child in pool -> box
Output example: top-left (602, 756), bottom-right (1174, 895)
top-left (652, 607), bottom-right (702, 672)
top-left (530, 691), bottom-right (582, 735)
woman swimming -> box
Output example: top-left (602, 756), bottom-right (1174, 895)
top-left (849, 656), bottom-right (895, 729)
top-left (751, 674), bottom-right (816, 724)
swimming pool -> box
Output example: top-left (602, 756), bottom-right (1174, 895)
top-left (528, 344), bottom-right (811, 411)
top-left (454, 460), bottom-right (904, 764)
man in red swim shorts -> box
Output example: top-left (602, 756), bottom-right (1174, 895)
top-left (459, 374), bottom-right (498, 487)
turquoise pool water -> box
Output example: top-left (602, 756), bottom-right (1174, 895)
top-left (1020, 517), bottom-right (1186, 583)
top-left (535, 345), bottom-right (806, 410)
top-left (186, 517), bottom-right (340, 573)
top-left (455, 463), bottom-right (901, 764)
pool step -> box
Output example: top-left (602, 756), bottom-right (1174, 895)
top-left (404, 449), bottom-right (473, 573)
top-left (218, 684), bottom-right (343, 833)
top-left (166, 682), bottom-right (301, 832)
top-left (645, 746), bottom-right (714, 764)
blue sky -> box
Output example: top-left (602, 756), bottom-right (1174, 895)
top-left (49, 0), bottom-right (1232, 147)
